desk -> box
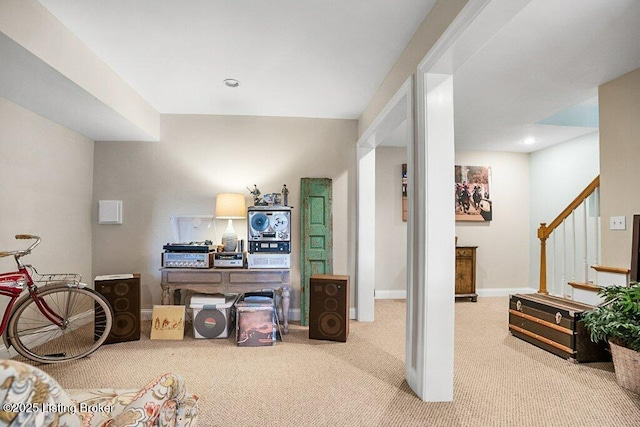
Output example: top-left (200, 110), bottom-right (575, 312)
top-left (160, 268), bottom-right (291, 333)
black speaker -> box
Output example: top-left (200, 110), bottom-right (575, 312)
top-left (95, 274), bottom-right (141, 344)
top-left (309, 275), bottom-right (350, 342)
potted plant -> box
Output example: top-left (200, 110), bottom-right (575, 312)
top-left (581, 282), bottom-right (640, 394)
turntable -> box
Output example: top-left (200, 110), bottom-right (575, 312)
top-left (163, 241), bottom-right (215, 253)
top-left (163, 215), bottom-right (217, 268)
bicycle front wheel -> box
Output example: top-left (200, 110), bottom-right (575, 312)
top-left (7, 284), bottom-right (114, 363)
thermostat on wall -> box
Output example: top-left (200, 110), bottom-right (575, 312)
top-left (98, 200), bottom-right (123, 224)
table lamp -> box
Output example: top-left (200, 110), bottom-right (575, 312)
top-left (215, 193), bottom-right (247, 252)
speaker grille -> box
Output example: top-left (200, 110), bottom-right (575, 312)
top-left (309, 275), bottom-right (349, 342)
top-left (95, 275), bottom-right (141, 344)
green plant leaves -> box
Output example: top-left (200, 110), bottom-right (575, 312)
top-left (581, 282), bottom-right (640, 352)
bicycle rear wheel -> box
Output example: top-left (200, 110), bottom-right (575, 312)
top-left (7, 284), bottom-right (114, 363)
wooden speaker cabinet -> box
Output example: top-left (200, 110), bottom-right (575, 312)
top-left (95, 274), bottom-right (141, 344)
top-left (309, 275), bottom-right (349, 342)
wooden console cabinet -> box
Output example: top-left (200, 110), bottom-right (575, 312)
top-left (159, 268), bottom-right (291, 333)
top-left (455, 246), bottom-right (477, 301)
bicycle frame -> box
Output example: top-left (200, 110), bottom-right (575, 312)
top-left (0, 266), bottom-right (65, 337)
top-left (0, 234), bottom-right (114, 363)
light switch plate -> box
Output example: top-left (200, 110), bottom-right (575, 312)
top-left (610, 215), bottom-right (626, 230)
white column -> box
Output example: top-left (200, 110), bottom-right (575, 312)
top-left (357, 147), bottom-right (376, 321)
top-left (409, 72), bottom-right (455, 401)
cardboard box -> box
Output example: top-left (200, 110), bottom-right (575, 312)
top-left (190, 293), bottom-right (238, 339)
top-left (236, 298), bottom-right (276, 347)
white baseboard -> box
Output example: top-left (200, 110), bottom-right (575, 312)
top-left (141, 289), bottom-right (535, 329)
top-left (375, 290), bottom-right (407, 299)
top-left (373, 287), bottom-right (535, 300)
top-left (3, 286), bottom-right (537, 361)
top-left (285, 308), bottom-right (357, 321)
top-left (476, 287), bottom-right (537, 297)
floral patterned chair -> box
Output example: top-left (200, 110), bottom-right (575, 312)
top-left (0, 359), bottom-right (198, 426)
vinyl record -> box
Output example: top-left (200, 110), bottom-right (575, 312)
top-left (251, 213), bottom-right (269, 232)
top-left (269, 213), bottom-right (289, 231)
top-left (194, 309), bottom-right (226, 338)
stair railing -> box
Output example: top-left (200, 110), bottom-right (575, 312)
top-left (537, 176), bottom-right (600, 296)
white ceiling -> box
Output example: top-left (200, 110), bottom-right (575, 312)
top-left (450, 0), bottom-right (640, 153)
top-left (37, 0), bottom-right (437, 119)
top-left (21, 0), bottom-right (640, 152)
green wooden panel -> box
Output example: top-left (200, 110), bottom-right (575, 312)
top-left (300, 178), bottom-right (333, 325)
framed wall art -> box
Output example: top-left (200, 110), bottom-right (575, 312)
top-left (455, 165), bottom-right (492, 222)
top-left (402, 163), bottom-right (408, 222)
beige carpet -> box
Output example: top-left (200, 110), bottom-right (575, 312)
top-left (30, 297), bottom-right (640, 426)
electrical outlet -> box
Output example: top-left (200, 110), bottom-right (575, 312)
top-left (610, 216), bottom-right (626, 230)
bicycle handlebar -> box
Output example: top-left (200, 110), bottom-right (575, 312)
top-left (0, 235), bottom-right (41, 259)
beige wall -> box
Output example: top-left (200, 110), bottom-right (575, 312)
top-left (92, 115), bottom-right (358, 314)
top-left (373, 147), bottom-right (532, 295)
top-left (358, 0), bottom-right (468, 137)
top-left (455, 151), bottom-right (530, 292)
top-left (0, 97), bottom-right (94, 308)
top-left (528, 132), bottom-right (600, 290)
top-left (375, 147), bottom-right (408, 294)
top-left (599, 67), bottom-right (640, 269)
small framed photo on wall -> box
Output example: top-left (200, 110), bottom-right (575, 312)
top-left (402, 163), bottom-right (408, 222)
top-left (455, 165), bottom-right (492, 222)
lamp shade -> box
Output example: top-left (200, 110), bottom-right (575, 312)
top-left (215, 193), bottom-right (246, 219)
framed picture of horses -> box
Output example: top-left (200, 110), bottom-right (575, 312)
top-left (455, 165), bottom-right (492, 222)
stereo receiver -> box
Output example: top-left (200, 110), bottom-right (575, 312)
top-left (249, 241), bottom-right (290, 253)
top-left (162, 252), bottom-right (213, 268)
top-left (214, 252), bottom-right (245, 268)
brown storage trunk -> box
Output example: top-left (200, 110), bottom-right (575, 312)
top-left (508, 293), bottom-right (610, 363)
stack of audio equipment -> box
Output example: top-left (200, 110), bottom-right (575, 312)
top-left (247, 206), bottom-right (291, 268)
top-left (162, 241), bottom-right (215, 268)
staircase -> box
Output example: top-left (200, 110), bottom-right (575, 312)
top-left (537, 176), bottom-right (601, 299)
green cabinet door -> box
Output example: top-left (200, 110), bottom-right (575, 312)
top-left (300, 178), bottom-right (333, 326)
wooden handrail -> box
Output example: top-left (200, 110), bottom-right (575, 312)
top-left (540, 176), bottom-right (600, 239)
top-left (537, 176), bottom-right (600, 294)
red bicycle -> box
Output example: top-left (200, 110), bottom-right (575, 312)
top-left (0, 235), bottom-right (113, 363)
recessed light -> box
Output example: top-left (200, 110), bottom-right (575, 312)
top-left (523, 137), bottom-right (537, 145)
top-left (223, 79), bottom-right (240, 88)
